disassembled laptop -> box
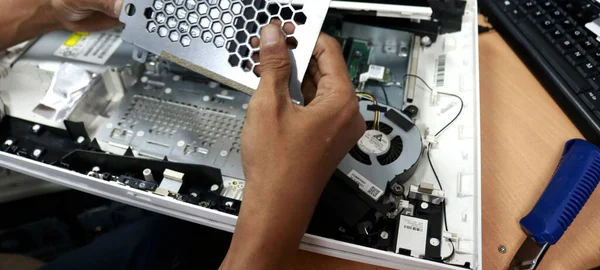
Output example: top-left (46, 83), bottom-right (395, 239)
top-left (0, 0), bottom-right (481, 268)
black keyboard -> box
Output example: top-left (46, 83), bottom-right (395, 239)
top-left (480, 0), bottom-right (600, 144)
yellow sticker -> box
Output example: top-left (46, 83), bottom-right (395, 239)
top-left (63, 32), bottom-right (90, 47)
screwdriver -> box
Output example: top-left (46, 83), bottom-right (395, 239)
top-left (510, 139), bottom-right (600, 269)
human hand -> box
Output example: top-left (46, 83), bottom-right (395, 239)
top-left (221, 24), bottom-right (365, 269)
top-left (50, 0), bottom-right (123, 32)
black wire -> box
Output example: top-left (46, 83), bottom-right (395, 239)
top-left (407, 73), bottom-right (463, 262)
top-left (379, 84), bottom-right (390, 105)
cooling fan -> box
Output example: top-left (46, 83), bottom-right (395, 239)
top-left (338, 100), bottom-right (423, 201)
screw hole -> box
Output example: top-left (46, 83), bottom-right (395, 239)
top-left (125, 3), bottom-right (136, 16)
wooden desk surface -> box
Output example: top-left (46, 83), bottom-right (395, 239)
top-left (291, 26), bottom-right (600, 270)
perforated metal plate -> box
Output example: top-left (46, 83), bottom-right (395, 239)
top-left (96, 74), bottom-right (250, 180)
top-left (119, 0), bottom-right (332, 105)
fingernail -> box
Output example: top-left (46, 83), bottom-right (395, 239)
top-left (261, 25), bottom-right (281, 47)
top-left (114, 0), bottom-right (124, 17)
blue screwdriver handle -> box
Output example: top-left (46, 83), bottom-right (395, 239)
top-left (520, 139), bottom-right (600, 245)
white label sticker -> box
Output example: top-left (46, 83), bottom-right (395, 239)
top-left (53, 30), bottom-right (122, 65)
top-left (368, 65), bottom-right (385, 80)
top-left (347, 169), bottom-right (384, 200)
top-left (357, 130), bottom-right (390, 155)
top-left (397, 215), bottom-right (429, 257)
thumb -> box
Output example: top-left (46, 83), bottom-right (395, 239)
top-left (257, 24), bottom-right (291, 100)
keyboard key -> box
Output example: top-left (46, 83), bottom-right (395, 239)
top-left (556, 38), bottom-right (576, 53)
top-left (500, 0), bottom-right (516, 10)
top-left (537, 18), bottom-right (554, 31)
top-left (580, 91), bottom-right (600, 110)
top-left (580, 38), bottom-right (598, 51)
top-left (520, 1), bottom-right (537, 13)
top-left (591, 50), bottom-right (600, 62)
top-left (549, 9), bottom-right (564, 19)
top-left (560, 18), bottom-right (575, 29)
top-left (589, 76), bottom-right (600, 90)
top-left (531, 8), bottom-right (545, 18)
top-left (546, 28), bottom-right (564, 41)
top-left (569, 28), bottom-right (587, 41)
top-left (539, 0), bottom-right (553, 9)
top-left (508, 8), bottom-right (526, 22)
top-left (577, 61), bottom-right (599, 77)
top-left (567, 50), bottom-right (586, 65)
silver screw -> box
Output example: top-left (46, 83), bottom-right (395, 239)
top-left (210, 184), bottom-right (219, 192)
top-left (421, 36), bottom-right (432, 46)
top-left (177, 140), bottom-right (185, 147)
top-left (76, 136), bottom-right (85, 144)
top-left (498, 245), bottom-right (507, 254)
top-left (380, 231), bottom-right (389, 240)
top-left (225, 201), bottom-right (234, 207)
top-left (220, 150), bottom-right (228, 157)
top-left (4, 139), bottom-right (13, 146)
top-left (165, 87), bottom-right (172, 94)
top-left (32, 149), bottom-right (42, 157)
top-left (421, 202), bottom-right (429, 209)
top-left (139, 182), bottom-right (146, 189)
top-left (173, 75), bottom-right (181, 81)
top-left (191, 192), bottom-right (198, 198)
top-left (32, 124), bottom-right (41, 133)
top-left (92, 166), bottom-right (100, 172)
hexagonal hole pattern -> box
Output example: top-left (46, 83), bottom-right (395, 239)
top-left (246, 21), bottom-right (259, 34)
top-left (283, 22), bottom-right (295, 35)
top-left (185, 0), bottom-right (197, 10)
top-left (244, 7), bottom-right (256, 20)
top-left (165, 3), bottom-right (175, 14)
top-left (294, 11), bottom-right (307, 25)
top-left (181, 35), bottom-right (192, 47)
top-left (147, 21), bottom-right (158, 33)
top-left (188, 12), bottom-right (199, 23)
top-left (220, 0), bottom-right (231, 9)
top-left (267, 2), bottom-right (280, 15)
top-left (228, 54), bottom-right (240, 66)
top-left (210, 8), bottom-right (221, 19)
top-left (176, 8), bottom-right (187, 19)
top-left (202, 31), bottom-right (213, 43)
top-left (224, 26), bottom-right (235, 38)
top-left (169, 31), bottom-right (180, 42)
top-left (241, 60), bottom-right (252, 72)
top-left (144, 8), bottom-right (155, 19)
top-left (153, 0), bottom-right (164, 10)
top-left (222, 12), bottom-right (233, 24)
top-left (235, 31), bottom-right (248, 43)
top-left (226, 41), bottom-right (238, 53)
top-left (167, 17), bottom-right (177, 28)
top-left (280, 7), bottom-right (293, 20)
top-left (238, 45), bottom-right (250, 58)
top-left (198, 3), bottom-right (208, 14)
top-left (256, 12), bottom-right (268, 24)
top-left (145, 0), bottom-right (308, 70)
top-left (178, 21), bottom-right (190, 33)
top-left (214, 36), bottom-right (226, 47)
top-left (156, 12), bottom-right (166, 23)
top-left (190, 26), bottom-right (201, 38)
top-left (286, 37), bottom-right (298, 50)
top-left (233, 17), bottom-right (245, 29)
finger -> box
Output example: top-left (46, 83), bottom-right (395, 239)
top-left (312, 33), bottom-right (352, 86)
top-left (63, 13), bottom-right (121, 31)
top-left (63, 0), bottom-right (123, 17)
top-left (301, 76), bottom-right (317, 104)
top-left (256, 24), bottom-right (291, 101)
top-left (306, 34), bottom-right (354, 109)
top-left (307, 57), bottom-right (322, 84)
